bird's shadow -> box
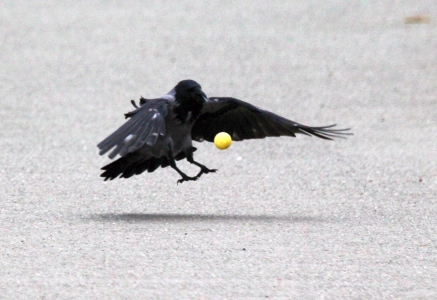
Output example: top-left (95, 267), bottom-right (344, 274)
top-left (87, 213), bottom-right (325, 223)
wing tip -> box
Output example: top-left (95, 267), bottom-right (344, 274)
top-left (298, 124), bottom-right (353, 140)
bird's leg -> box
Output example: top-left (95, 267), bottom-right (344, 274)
top-left (166, 150), bottom-right (198, 184)
top-left (186, 151), bottom-right (217, 179)
top-left (170, 160), bottom-right (198, 184)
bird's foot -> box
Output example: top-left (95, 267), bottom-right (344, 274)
top-left (177, 175), bottom-right (199, 185)
top-left (195, 167), bottom-right (217, 179)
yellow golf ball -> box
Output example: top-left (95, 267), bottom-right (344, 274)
top-left (214, 132), bottom-right (232, 150)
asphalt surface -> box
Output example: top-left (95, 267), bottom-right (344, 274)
top-left (1, 1), bottom-right (437, 299)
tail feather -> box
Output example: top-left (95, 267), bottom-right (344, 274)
top-left (100, 147), bottom-right (197, 180)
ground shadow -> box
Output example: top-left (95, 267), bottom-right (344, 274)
top-left (87, 213), bottom-right (325, 223)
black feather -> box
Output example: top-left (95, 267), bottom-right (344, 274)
top-left (192, 97), bottom-right (352, 142)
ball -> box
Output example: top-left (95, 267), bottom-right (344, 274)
top-left (214, 132), bottom-right (232, 150)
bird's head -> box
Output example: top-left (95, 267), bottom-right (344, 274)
top-left (174, 79), bottom-right (208, 104)
top-left (172, 79), bottom-right (207, 123)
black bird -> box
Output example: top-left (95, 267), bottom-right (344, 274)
top-left (98, 79), bottom-right (352, 184)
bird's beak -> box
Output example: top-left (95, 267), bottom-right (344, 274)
top-left (199, 89), bottom-right (208, 103)
top-left (194, 87), bottom-right (208, 103)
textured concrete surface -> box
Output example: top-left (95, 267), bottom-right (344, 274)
top-left (1, 1), bottom-right (437, 299)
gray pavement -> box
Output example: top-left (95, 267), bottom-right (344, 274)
top-left (1, 1), bottom-right (437, 299)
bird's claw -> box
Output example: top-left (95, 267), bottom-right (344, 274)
top-left (177, 175), bottom-right (198, 185)
top-left (176, 168), bottom-right (217, 184)
top-left (195, 167), bottom-right (217, 179)
top-left (202, 167), bottom-right (217, 174)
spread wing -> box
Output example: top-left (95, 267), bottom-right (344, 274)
top-left (192, 97), bottom-right (352, 142)
top-left (97, 99), bottom-right (168, 159)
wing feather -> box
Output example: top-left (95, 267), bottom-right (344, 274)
top-left (192, 97), bottom-right (352, 142)
top-left (97, 99), bottom-right (168, 158)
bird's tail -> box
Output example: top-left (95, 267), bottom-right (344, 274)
top-left (100, 147), bottom-right (197, 181)
top-left (100, 153), bottom-right (154, 181)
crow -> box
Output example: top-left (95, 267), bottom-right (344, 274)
top-left (97, 79), bottom-right (352, 184)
